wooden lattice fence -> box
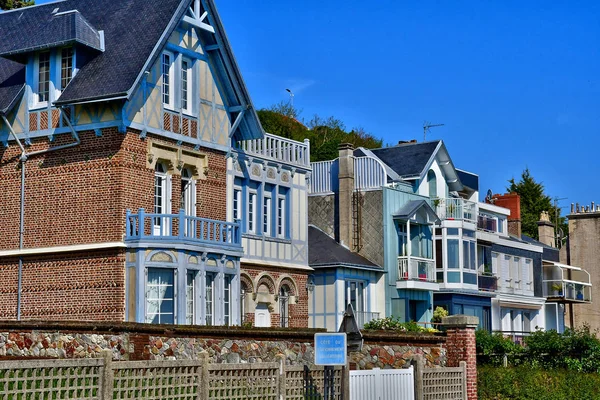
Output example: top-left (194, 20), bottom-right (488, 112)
top-left (0, 352), bottom-right (346, 400)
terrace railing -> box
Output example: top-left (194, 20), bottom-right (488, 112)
top-left (235, 133), bottom-right (310, 168)
top-left (126, 208), bottom-right (241, 249)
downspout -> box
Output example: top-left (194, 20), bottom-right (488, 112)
top-left (1, 107), bottom-right (80, 320)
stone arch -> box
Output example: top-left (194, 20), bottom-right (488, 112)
top-left (276, 275), bottom-right (298, 297)
top-left (240, 273), bottom-right (254, 294)
top-left (147, 250), bottom-right (176, 264)
top-left (255, 273), bottom-right (276, 295)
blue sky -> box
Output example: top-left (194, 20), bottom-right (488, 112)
top-left (36, 0), bottom-right (600, 213)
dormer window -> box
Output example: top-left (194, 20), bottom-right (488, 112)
top-left (37, 52), bottom-right (50, 104)
top-left (61, 48), bottom-right (74, 89)
top-left (31, 47), bottom-right (75, 110)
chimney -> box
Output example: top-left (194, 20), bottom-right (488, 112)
top-left (337, 143), bottom-right (355, 249)
top-left (537, 211), bottom-right (556, 247)
top-left (492, 193), bottom-right (522, 238)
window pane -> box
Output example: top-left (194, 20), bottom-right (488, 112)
top-left (186, 272), bottom-right (195, 325)
top-left (181, 60), bottom-right (189, 111)
top-left (263, 197), bottom-right (271, 235)
top-left (224, 275), bottom-right (231, 326)
top-left (205, 273), bottom-right (214, 325)
top-left (61, 48), bottom-right (73, 89)
top-left (447, 228), bottom-right (459, 236)
top-left (162, 53), bottom-right (171, 105)
top-left (447, 271), bottom-right (460, 283)
top-left (447, 239), bottom-right (459, 268)
top-left (146, 268), bottom-right (175, 324)
top-left (463, 272), bottom-right (477, 285)
top-left (38, 52), bottom-right (50, 103)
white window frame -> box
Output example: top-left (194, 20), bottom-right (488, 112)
top-left (32, 51), bottom-right (51, 109)
top-left (263, 194), bottom-right (272, 236)
top-left (224, 275), bottom-right (232, 326)
top-left (162, 51), bottom-right (175, 110)
top-left (248, 190), bottom-right (257, 234)
top-left (345, 280), bottom-right (365, 314)
top-left (180, 168), bottom-right (196, 237)
top-left (513, 257), bottom-right (521, 289)
top-left (277, 195), bottom-right (286, 238)
top-left (232, 188), bottom-right (242, 221)
top-left (181, 57), bottom-right (193, 115)
top-left (145, 268), bottom-right (177, 324)
top-left (186, 270), bottom-right (196, 325)
top-left (205, 272), bottom-right (215, 326)
top-left (154, 162), bottom-right (171, 235)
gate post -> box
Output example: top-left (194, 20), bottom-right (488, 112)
top-left (277, 354), bottom-right (286, 400)
top-left (442, 315), bottom-right (478, 400)
top-left (199, 351), bottom-right (209, 400)
top-left (100, 350), bottom-right (113, 400)
top-left (411, 354), bottom-right (424, 400)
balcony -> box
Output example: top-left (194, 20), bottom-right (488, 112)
top-left (544, 280), bottom-right (592, 303)
top-left (125, 208), bottom-right (242, 253)
top-left (396, 256), bottom-right (439, 291)
top-left (478, 274), bottom-right (498, 292)
top-left (542, 261), bottom-right (592, 304)
top-left (234, 133), bottom-right (310, 168)
top-left (434, 198), bottom-right (476, 223)
top-left (477, 215), bottom-right (498, 233)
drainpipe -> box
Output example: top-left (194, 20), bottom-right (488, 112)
top-left (1, 107), bottom-right (80, 320)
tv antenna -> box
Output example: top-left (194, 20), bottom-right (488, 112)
top-left (423, 122), bottom-right (444, 141)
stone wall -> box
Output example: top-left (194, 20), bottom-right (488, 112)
top-left (0, 321), bottom-right (447, 369)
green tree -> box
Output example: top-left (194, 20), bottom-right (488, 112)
top-left (507, 168), bottom-right (567, 241)
top-left (257, 103), bottom-right (383, 162)
top-left (0, 0), bottom-right (34, 10)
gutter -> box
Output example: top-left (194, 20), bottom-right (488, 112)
top-left (1, 107), bottom-right (81, 320)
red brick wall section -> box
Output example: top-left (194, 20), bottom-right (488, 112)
top-left (0, 249), bottom-right (125, 321)
top-left (0, 128), bottom-right (228, 250)
top-left (242, 264), bottom-right (309, 328)
top-left (492, 193), bottom-right (521, 220)
top-left (445, 322), bottom-right (477, 400)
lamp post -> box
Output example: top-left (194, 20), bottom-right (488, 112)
top-left (285, 88), bottom-right (294, 108)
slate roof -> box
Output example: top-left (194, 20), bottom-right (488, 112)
top-left (392, 199), bottom-right (439, 222)
top-left (0, 10), bottom-right (103, 61)
top-left (0, 0), bottom-right (184, 110)
top-left (521, 234), bottom-right (560, 262)
top-left (0, 59), bottom-right (25, 114)
top-left (367, 141), bottom-right (440, 178)
top-left (308, 226), bottom-right (382, 270)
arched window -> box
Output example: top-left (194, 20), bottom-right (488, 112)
top-left (240, 281), bottom-right (250, 325)
top-left (427, 170), bottom-right (437, 198)
top-left (154, 162), bottom-right (170, 235)
top-left (280, 285), bottom-right (290, 327)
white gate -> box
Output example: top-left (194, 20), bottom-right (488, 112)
top-left (350, 366), bottom-right (414, 400)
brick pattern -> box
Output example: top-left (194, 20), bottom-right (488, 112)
top-left (242, 265), bottom-right (309, 328)
top-left (0, 128), bottom-right (227, 250)
top-left (445, 326), bottom-right (477, 400)
top-left (0, 249), bottom-right (125, 321)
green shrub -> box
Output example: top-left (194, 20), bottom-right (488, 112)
top-left (363, 317), bottom-right (438, 333)
top-left (478, 366), bottom-right (600, 400)
top-left (431, 306), bottom-right (448, 324)
top-left (477, 324), bottom-right (600, 372)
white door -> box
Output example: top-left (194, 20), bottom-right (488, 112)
top-left (255, 303), bottom-right (271, 328)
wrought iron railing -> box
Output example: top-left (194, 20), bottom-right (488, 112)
top-left (125, 208), bottom-right (241, 247)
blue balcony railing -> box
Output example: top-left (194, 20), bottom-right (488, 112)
top-left (125, 208), bottom-right (242, 249)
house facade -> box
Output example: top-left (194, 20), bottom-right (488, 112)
top-left (0, 0), bottom-right (311, 326)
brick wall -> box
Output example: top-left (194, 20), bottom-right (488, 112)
top-left (0, 249), bottom-right (126, 321)
top-left (0, 128), bottom-right (228, 251)
top-left (444, 316), bottom-right (478, 400)
top-left (492, 192), bottom-right (521, 237)
top-left (242, 264), bottom-right (309, 328)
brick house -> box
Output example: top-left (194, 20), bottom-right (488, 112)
top-left (0, 0), bottom-right (311, 327)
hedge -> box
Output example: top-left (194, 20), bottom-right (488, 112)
top-left (478, 366), bottom-right (600, 400)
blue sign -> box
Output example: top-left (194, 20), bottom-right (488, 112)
top-left (314, 333), bottom-right (347, 366)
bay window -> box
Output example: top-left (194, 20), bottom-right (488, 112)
top-left (146, 268), bottom-right (176, 324)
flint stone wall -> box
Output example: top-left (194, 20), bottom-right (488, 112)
top-left (0, 321), bottom-right (446, 368)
